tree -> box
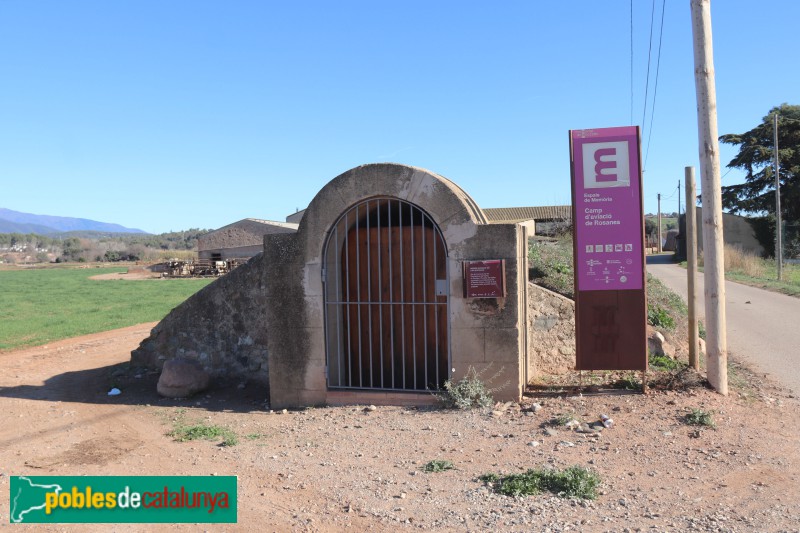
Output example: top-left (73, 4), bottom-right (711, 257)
top-left (719, 103), bottom-right (800, 222)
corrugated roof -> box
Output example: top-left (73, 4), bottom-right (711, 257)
top-left (482, 206), bottom-right (571, 223)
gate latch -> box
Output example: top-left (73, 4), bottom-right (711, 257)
top-left (435, 279), bottom-right (448, 296)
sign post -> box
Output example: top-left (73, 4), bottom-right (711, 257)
top-left (569, 126), bottom-right (647, 373)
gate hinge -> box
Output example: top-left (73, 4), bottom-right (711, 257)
top-left (324, 365), bottom-right (329, 379)
top-left (321, 267), bottom-right (327, 283)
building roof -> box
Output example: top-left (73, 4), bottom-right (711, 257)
top-left (482, 205), bottom-right (571, 223)
top-left (242, 218), bottom-right (299, 230)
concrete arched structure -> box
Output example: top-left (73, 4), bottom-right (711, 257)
top-left (264, 163), bottom-right (529, 408)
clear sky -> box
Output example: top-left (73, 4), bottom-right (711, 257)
top-left (1, 1), bottom-right (796, 234)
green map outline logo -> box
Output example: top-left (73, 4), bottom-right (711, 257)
top-left (9, 476), bottom-right (237, 523)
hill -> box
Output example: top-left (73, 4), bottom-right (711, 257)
top-left (0, 208), bottom-right (147, 234)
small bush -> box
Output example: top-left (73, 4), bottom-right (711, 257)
top-left (684, 408), bottom-right (715, 428)
top-left (647, 304), bottom-right (675, 329)
top-left (649, 353), bottom-right (682, 371)
top-left (480, 466), bottom-right (600, 500)
top-left (438, 366), bottom-right (499, 410)
top-left (422, 459), bottom-right (454, 473)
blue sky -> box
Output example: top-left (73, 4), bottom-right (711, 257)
top-left (1, 1), bottom-right (796, 234)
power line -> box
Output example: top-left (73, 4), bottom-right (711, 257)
top-left (630, 0), bottom-right (634, 126)
top-left (644, 0), bottom-right (666, 168)
top-left (641, 0), bottom-right (656, 131)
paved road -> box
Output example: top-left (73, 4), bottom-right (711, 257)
top-left (646, 254), bottom-right (800, 396)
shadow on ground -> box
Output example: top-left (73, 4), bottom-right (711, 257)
top-left (0, 362), bottom-right (269, 413)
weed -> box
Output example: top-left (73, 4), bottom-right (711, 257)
top-left (647, 304), bottom-right (675, 329)
top-left (648, 353), bottom-right (683, 372)
top-left (480, 466), bottom-right (600, 499)
top-left (438, 366), bottom-right (504, 410)
top-left (550, 412), bottom-right (578, 426)
top-left (684, 408), bottom-right (715, 428)
top-left (169, 418), bottom-right (239, 446)
top-left (613, 373), bottom-right (641, 391)
top-left (422, 459), bottom-right (454, 473)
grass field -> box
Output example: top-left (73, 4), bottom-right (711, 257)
top-left (0, 267), bottom-right (213, 351)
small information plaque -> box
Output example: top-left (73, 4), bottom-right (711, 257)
top-left (463, 260), bottom-right (505, 298)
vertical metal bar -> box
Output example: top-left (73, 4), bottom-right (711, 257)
top-left (377, 200), bottom-right (384, 389)
top-left (344, 212), bottom-right (352, 387)
top-left (399, 199), bottom-right (406, 390)
top-left (356, 204), bottom-right (362, 388)
top-left (433, 222), bottom-right (439, 389)
top-left (335, 224), bottom-right (343, 387)
top-left (411, 205), bottom-right (417, 389)
top-left (388, 200), bottom-right (395, 389)
top-left (366, 201), bottom-right (373, 388)
top-left (422, 212), bottom-right (428, 389)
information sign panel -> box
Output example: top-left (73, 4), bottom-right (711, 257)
top-left (463, 260), bottom-right (505, 298)
top-left (570, 126), bottom-right (646, 371)
top-left (571, 126), bottom-right (644, 291)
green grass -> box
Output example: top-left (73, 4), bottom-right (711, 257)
top-left (649, 353), bottom-right (683, 371)
top-left (0, 267), bottom-right (212, 351)
top-left (480, 466), bottom-right (600, 499)
top-left (169, 420), bottom-right (239, 446)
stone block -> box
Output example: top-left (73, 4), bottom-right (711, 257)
top-left (157, 357), bottom-right (211, 398)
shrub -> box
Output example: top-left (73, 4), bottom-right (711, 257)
top-left (647, 304), bottom-right (675, 329)
top-left (649, 353), bottom-right (682, 371)
top-left (438, 367), bottom-right (496, 410)
top-left (422, 459), bottom-right (454, 473)
top-left (684, 408), bottom-right (715, 428)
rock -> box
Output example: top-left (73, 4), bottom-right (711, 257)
top-left (698, 338), bottom-right (706, 354)
top-left (156, 357), bottom-right (210, 398)
top-left (647, 327), bottom-right (675, 358)
top-left (532, 403), bottom-right (543, 413)
top-left (365, 405), bottom-right (377, 412)
top-left (544, 427), bottom-right (558, 437)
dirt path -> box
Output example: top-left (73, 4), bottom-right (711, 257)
top-left (647, 255), bottom-right (800, 396)
top-left (1, 325), bottom-right (800, 531)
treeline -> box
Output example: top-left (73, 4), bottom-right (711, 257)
top-left (0, 229), bottom-right (211, 264)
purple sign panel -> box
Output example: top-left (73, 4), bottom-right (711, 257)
top-left (570, 126), bottom-right (644, 291)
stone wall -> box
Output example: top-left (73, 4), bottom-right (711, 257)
top-left (130, 254), bottom-right (270, 385)
top-left (527, 282), bottom-right (575, 377)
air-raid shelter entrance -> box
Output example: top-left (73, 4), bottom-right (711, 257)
top-left (263, 163), bottom-right (529, 408)
top-left (323, 198), bottom-right (449, 391)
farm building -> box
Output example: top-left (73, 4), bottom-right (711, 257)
top-left (197, 218), bottom-right (298, 261)
top-left (483, 205), bottom-right (572, 235)
top-left (132, 163), bottom-right (579, 408)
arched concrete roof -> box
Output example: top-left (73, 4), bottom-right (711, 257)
top-left (295, 163), bottom-right (488, 264)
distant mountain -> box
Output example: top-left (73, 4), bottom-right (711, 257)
top-left (0, 208), bottom-right (147, 235)
top-left (0, 219), bottom-right (60, 234)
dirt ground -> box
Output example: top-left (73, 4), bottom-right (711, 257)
top-left (1, 325), bottom-right (799, 532)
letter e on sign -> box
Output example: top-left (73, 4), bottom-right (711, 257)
top-left (582, 141), bottom-right (630, 189)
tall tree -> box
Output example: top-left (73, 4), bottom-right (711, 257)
top-left (719, 103), bottom-right (800, 222)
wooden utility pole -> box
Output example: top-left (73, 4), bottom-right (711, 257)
top-left (686, 167), bottom-right (700, 371)
top-left (774, 113), bottom-right (783, 281)
top-left (691, 0), bottom-right (727, 394)
top-left (678, 180), bottom-right (682, 216)
top-left (657, 193), bottom-right (662, 253)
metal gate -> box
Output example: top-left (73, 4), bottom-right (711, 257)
top-left (323, 197), bottom-right (449, 391)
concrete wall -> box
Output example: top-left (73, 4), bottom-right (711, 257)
top-left (130, 254), bottom-right (270, 385)
top-left (198, 219), bottom-right (298, 260)
top-left (264, 163), bottom-right (528, 408)
top-left (198, 244), bottom-right (264, 260)
top-left (526, 282), bottom-right (576, 377)
top-left (678, 207), bottom-right (765, 258)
